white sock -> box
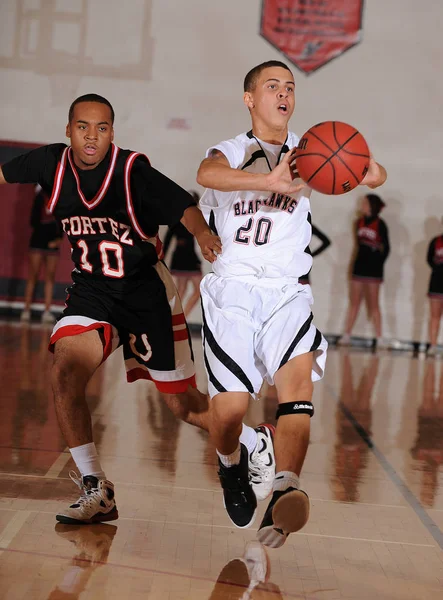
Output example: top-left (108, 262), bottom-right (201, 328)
top-left (239, 424), bottom-right (258, 455)
top-left (217, 444), bottom-right (241, 467)
top-left (273, 471), bottom-right (300, 493)
top-left (70, 442), bottom-right (106, 480)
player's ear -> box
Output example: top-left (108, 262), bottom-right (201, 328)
top-left (243, 92), bottom-right (254, 110)
top-left (66, 123), bottom-right (71, 139)
top-left (111, 127), bottom-right (114, 142)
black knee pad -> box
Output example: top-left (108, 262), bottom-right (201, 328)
top-left (276, 401), bottom-right (314, 420)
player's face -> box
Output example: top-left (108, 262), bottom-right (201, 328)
top-left (244, 67), bottom-right (295, 129)
top-left (66, 102), bottom-right (114, 169)
top-left (360, 196), bottom-right (371, 216)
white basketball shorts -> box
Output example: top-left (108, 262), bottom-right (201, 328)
top-left (200, 274), bottom-right (328, 399)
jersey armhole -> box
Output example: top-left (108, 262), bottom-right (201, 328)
top-left (124, 153), bottom-right (164, 260)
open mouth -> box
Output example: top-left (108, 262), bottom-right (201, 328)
top-left (278, 104), bottom-right (288, 115)
top-left (83, 145), bottom-right (97, 156)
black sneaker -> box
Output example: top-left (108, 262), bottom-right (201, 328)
top-left (257, 487), bottom-right (310, 548)
top-left (218, 444), bottom-right (257, 528)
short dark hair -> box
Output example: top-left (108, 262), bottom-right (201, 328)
top-left (367, 193), bottom-right (386, 217)
top-left (244, 60), bottom-right (293, 92)
top-left (68, 94), bottom-right (115, 124)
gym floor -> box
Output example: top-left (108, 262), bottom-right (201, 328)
top-left (0, 320), bottom-right (443, 599)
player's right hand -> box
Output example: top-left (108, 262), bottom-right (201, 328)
top-left (196, 231), bottom-right (222, 263)
top-left (266, 147), bottom-right (306, 196)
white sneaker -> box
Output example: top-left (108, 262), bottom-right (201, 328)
top-left (56, 472), bottom-right (118, 525)
top-left (427, 345), bottom-right (442, 357)
top-left (41, 310), bottom-right (55, 324)
top-left (20, 309), bottom-right (31, 322)
top-left (337, 334), bottom-right (351, 346)
top-left (376, 337), bottom-right (390, 350)
top-left (249, 424), bottom-right (275, 501)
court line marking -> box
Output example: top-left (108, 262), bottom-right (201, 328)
top-left (326, 382), bottom-right (443, 550)
top-left (0, 507), bottom-right (435, 548)
top-left (0, 510), bottom-right (31, 556)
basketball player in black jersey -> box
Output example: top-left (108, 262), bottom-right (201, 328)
top-left (0, 94), bottom-right (275, 524)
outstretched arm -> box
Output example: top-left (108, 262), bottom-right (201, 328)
top-left (0, 167), bottom-right (6, 185)
top-left (197, 148), bottom-right (304, 196)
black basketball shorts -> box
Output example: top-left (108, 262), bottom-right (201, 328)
top-left (49, 263), bottom-right (196, 393)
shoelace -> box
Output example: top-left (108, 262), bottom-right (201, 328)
top-left (249, 449), bottom-right (273, 483)
top-left (69, 470), bottom-right (100, 506)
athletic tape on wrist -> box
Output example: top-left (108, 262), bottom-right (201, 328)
top-left (276, 401), bottom-right (314, 419)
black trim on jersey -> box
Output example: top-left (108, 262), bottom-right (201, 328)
top-left (241, 149), bottom-right (267, 171)
top-left (309, 328), bottom-right (322, 353)
top-left (243, 131), bottom-right (289, 173)
top-left (201, 304), bottom-right (254, 394)
top-left (304, 212), bottom-right (313, 257)
top-left (209, 210), bottom-right (218, 236)
top-left (279, 313), bottom-right (314, 369)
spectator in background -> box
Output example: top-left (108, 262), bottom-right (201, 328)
top-left (163, 191), bottom-right (202, 317)
top-left (426, 221), bottom-right (443, 356)
top-left (21, 185), bottom-right (62, 324)
top-left (338, 194), bottom-right (390, 349)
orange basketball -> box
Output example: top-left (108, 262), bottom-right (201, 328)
top-left (296, 122), bottom-right (370, 195)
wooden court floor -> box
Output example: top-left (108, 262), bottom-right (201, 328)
top-left (1, 320), bottom-right (443, 599)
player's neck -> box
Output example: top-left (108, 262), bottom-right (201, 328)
top-left (251, 122), bottom-right (288, 145)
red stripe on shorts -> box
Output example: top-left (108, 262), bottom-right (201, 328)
top-left (126, 369), bottom-right (196, 392)
top-left (49, 323), bottom-right (114, 361)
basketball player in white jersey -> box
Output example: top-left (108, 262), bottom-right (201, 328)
top-left (197, 60), bottom-right (387, 548)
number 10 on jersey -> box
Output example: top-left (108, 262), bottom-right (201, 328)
top-left (234, 217), bottom-right (273, 246)
top-left (78, 240), bottom-right (124, 278)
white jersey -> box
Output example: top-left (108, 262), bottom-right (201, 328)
top-left (200, 130), bottom-right (313, 280)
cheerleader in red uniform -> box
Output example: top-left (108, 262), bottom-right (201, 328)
top-left (427, 226), bottom-right (443, 356)
top-left (21, 185), bottom-right (62, 324)
top-left (339, 194), bottom-right (390, 348)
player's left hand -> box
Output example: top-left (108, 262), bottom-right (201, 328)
top-left (360, 155), bottom-right (387, 189)
top-left (196, 231), bottom-right (222, 263)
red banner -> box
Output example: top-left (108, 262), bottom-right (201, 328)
top-left (261, 0), bottom-right (364, 74)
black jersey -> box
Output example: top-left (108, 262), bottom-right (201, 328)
top-left (427, 235), bottom-right (443, 296)
top-left (3, 143), bottom-right (195, 281)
